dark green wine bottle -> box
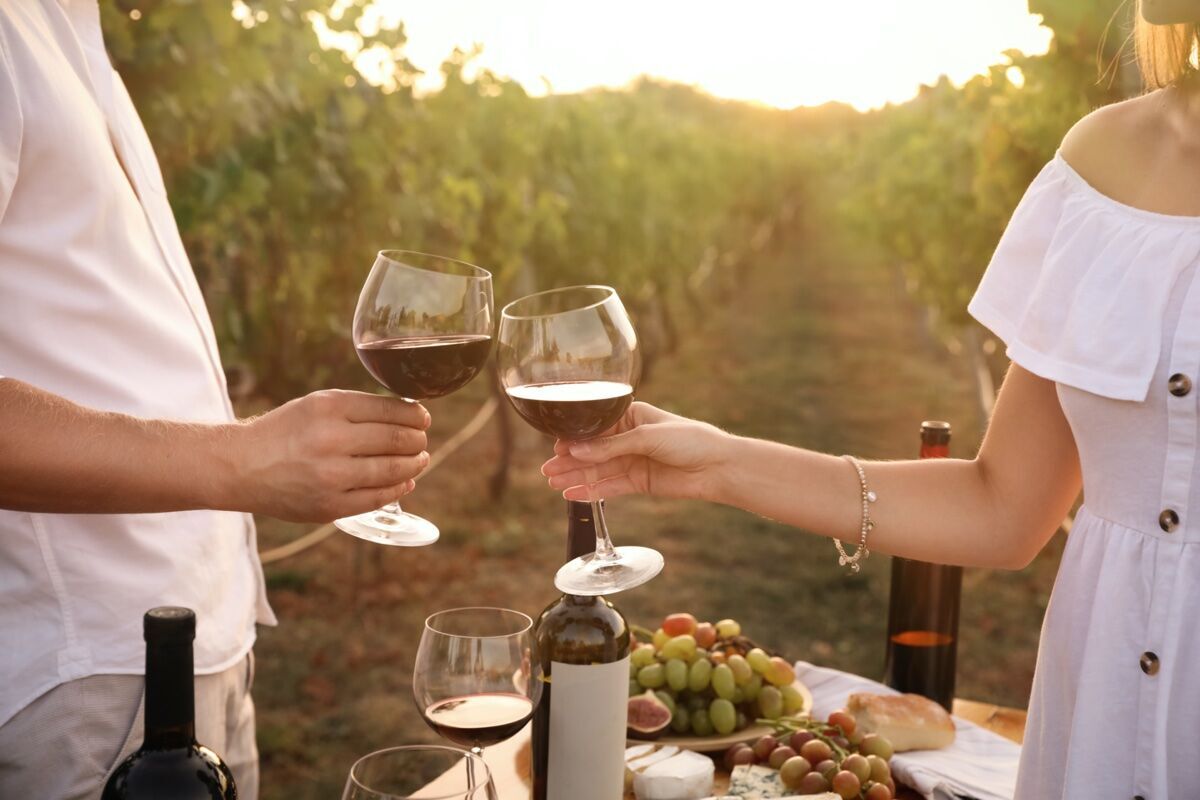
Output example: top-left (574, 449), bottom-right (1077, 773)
top-left (531, 501), bottom-right (631, 800)
top-left (102, 607), bottom-right (237, 800)
top-left (882, 421), bottom-right (963, 710)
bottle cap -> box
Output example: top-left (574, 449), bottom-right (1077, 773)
top-left (143, 606), bottom-right (196, 644)
top-left (920, 420), bottom-right (951, 445)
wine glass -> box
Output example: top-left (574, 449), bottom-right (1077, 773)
top-left (342, 745), bottom-right (493, 800)
top-left (414, 608), bottom-right (541, 800)
top-left (335, 250), bottom-right (493, 547)
top-left (497, 285), bottom-right (664, 595)
top-left (414, 608), bottom-right (541, 752)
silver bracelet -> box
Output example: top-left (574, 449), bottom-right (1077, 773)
top-left (835, 455), bottom-right (875, 574)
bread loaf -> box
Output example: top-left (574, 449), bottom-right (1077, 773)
top-left (846, 692), bottom-right (956, 751)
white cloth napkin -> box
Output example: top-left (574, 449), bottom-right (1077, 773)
top-left (793, 661), bottom-right (1020, 800)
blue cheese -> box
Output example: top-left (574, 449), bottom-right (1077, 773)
top-left (700, 795), bottom-right (838, 800)
top-left (727, 765), bottom-right (786, 799)
top-left (726, 766), bottom-right (848, 800)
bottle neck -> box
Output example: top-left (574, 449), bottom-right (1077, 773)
top-left (143, 640), bottom-right (195, 749)
top-left (565, 500), bottom-right (596, 563)
top-left (919, 441), bottom-right (949, 459)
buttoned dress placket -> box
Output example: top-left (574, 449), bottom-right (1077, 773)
top-left (1134, 264), bottom-right (1200, 800)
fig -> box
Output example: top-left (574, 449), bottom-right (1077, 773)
top-left (628, 690), bottom-right (672, 739)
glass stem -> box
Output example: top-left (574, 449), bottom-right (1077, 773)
top-left (467, 747), bottom-right (497, 800)
top-left (584, 466), bottom-right (617, 560)
top-left (372, 501), bottom-right (402, 528)
top-left (378, 396), bottom-right (418, 520)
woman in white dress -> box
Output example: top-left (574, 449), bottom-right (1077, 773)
top-left (542, 4), bottom-right (1200, 797)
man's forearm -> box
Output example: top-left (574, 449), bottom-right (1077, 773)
top-left (0, 378), bottom-right (239, 514)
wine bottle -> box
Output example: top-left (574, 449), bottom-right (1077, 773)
top-left (531, 501), bottom-right (631, 800)
top-left (102, 607), bottom-right (237, 800)
top-left (882, 421), bottom-right (963, 711)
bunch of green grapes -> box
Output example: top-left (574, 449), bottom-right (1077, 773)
top-left (629, 613), bottom-right (804, 737)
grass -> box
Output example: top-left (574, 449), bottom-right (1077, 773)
top-left (251, 221), bottom-right (1062, 799)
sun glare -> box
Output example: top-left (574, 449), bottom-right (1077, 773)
top-left (313, 0), bottom-right (1053, 110)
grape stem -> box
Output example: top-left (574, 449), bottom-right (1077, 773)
top-left (757, 714), bottom-right (852, 762)
top-left (630, 623), bottom-right (657, 642)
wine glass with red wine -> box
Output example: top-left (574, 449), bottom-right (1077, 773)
top-left (497, 285), bottom-right (664, 595)
top-left (414, 607), bottom-right (542, 800)
top-left (335, 250), bottom-right (493, 547)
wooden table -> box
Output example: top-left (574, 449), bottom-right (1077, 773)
top-left (465, 698), bottom-right (1026, 798)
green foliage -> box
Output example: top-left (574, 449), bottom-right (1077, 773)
top-left (830, 1), bottom-right (1130, 328)
top-left (100, 2), bottom-right (809, 401)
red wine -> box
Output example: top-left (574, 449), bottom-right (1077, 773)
top-left (883, 421), bottom-right (963, 710)
top-left (505, 381), bottom-right (633, 440)
top-left (423, 692), bottom-right (534, 749)
top-left (102, 608), bottom-right (236, 800)
top-left (356, 335), bottom-right (491, 399)
top-left (531, 502), bottom-right (630, 800)
top-left (886, 630), bottom-right (957, 707)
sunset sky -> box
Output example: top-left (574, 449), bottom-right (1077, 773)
top-left (324, 0), bottom-right (1054, 110)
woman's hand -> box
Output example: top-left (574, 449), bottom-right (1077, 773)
top-left (541, 402), bottom-right (733, 501)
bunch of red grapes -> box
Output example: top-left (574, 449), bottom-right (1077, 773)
top-left (723, 709), bottom-right (897, 799)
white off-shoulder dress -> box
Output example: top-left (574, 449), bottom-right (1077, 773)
top-left (968, 153), bottom-right (1200, 800)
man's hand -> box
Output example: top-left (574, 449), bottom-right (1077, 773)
top-left (231, 390), bottom-right (431, 522)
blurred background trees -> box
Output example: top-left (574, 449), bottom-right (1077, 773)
top-left (100, 0), bottom-right (1132, 426)
top-left (829, 0), bottom-right (1129, 415)
top-left (101, 0), bottom-right (810, 407)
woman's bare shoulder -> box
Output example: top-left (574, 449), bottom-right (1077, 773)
top-left (1059, 91), bottom-right (1169, 192)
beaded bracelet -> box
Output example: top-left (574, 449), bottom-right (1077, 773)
top-left (835, 455), bottom-right (875, 574)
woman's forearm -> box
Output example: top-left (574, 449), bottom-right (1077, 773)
top-left (714, 438), bottom-right (1027, 568)
top-left (711, 366), bottom-right (1081, 569)
top-left (547, 365), bottom-right (1081, 569)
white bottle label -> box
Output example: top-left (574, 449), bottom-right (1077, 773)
top-left (546, 656), bottom-right (630, 800)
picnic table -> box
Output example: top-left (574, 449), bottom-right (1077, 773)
top-left (454, 698), bottom-right (1026, 798)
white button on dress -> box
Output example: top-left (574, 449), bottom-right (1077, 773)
top-left (969, 153), bottom-right (1200, 799)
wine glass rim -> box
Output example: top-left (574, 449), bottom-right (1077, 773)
top-left (376, 250), bottom-right (493, 281)
top-left (346, 744), bottom-right (491, 799)
top-left (499, 285), bottom-right (617, 320)
top-left (424, 606), bottom-right (534, 639)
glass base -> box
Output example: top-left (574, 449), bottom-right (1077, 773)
top-left (334, 508), bottom-right (439, 547)
top-left (553, 546), bottom-right (663, 596)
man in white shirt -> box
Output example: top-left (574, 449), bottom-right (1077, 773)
top-left (0, 3), bottom-right (432, 798)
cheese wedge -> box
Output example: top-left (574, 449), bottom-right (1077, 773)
top-left (728, 765), bottom-right (786, 798)
top-left (633, 749), bottom-right (715, 800)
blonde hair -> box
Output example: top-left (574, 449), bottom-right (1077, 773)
top-left (1136, 1), bottom-right (1200, 88)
